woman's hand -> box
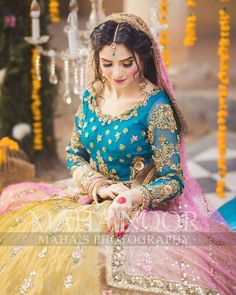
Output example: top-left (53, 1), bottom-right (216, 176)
top-left (97, 183), bottom-right (129, 200)
top-left (106, 195), bottom-right (132, 236)
top-left (106, 188), bottom-right (143, 236)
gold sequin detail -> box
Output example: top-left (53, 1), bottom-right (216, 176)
top-left (122, 128), bottom-right (128, 134)
top-left (108, 139), bottom-right (112, 145)
top-left (90, 117), bottom-right (95, 123)
top-left (102, 146), bottom-right (107, 152)
top-left (115, 132), bottom-right (121, 141)
top-left (108, 157), bottom-right (113, 162)
top-left (136, 146), bottom-right (142, 152)
top-left (131, 135), bottom-right (138, 143)
top-left (97, 134), bottom-right (102, 142)
top-left (85, 132), bottom-right (89, 138)
top-left (96, 151), bottom-right (119, 180)
top-left (119, 158), bottom-right (125, 163)
top-left (83, 122), bottom-right (88, 129)
top-left (89, 142), bottom-right (94, 149)
top-left (119, 144), bottom-right (126, 151)
top-left (114, 125), bottom-right (119, 130)
top-left (105, 130), bottom-right (110, 135)
top-left (91, 126), bottom-right (97, 131)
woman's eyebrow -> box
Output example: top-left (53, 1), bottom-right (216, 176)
top-left (100, 56), bottom-right (134, 62)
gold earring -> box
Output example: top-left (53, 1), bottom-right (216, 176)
top-left (139, 74), bottom-right (146, 92)
top-left (100, 75), bottom-right (107, 84)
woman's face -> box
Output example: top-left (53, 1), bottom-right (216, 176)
top-left (99, 44), bottom-right (142, 90)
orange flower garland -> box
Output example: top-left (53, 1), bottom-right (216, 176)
top-left (216, 1), bottom-right (230, 198)
top-left (49, 0), bottom-right (60, 23)
top-left (184, 0), bottom-right (197, 46)
top-left (159, 0), bottom-right (170, 69)
top-left (0, 137), bottom-right (19, 166)
top-left (31, 49), bottom-right (43, 151)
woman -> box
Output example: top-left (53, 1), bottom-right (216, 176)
top-left (0, 13), bottom-right (235, 295)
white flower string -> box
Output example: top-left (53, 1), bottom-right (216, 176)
top-left (35, 52), bottom-right (41, 81)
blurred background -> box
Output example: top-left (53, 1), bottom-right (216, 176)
top-left (0, 0), bottom-right (235, 218)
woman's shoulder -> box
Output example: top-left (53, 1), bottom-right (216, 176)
top-left (81, 87), bottom-right (93, 101)
top-left (145, 80), bottom-right (171, 106)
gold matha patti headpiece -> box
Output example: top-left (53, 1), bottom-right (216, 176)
top-left (110, 24), bottom-right (120, 56)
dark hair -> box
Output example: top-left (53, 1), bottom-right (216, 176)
top-left (90, 20), bottom-right (157, 85)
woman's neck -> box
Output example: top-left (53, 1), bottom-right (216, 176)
top-left (105, 82), bottom-right (140, 101)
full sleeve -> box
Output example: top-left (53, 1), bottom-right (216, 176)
top-left (65, 90), bottom-right (115, 199)
top-left (142, 92), bottom-right (184, 209)
top-left (65, 102), bottom-right (90, 172)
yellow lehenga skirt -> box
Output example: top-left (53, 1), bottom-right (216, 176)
top-left (0, 198), bottom-right (115, 295)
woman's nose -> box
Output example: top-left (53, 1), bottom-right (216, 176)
top-left (112, 66), bottom-right (123, 78)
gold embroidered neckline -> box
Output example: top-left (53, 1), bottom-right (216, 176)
top-left (89, 87), bottom-right (160, 123)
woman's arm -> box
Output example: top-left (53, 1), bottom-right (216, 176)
top-left (66, 90), bottom-right (115, 200)
top-left (132, 92), bottom-right (184, 209)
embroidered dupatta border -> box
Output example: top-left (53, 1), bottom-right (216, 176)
top-left (106, 241), bottom-right (221, 295)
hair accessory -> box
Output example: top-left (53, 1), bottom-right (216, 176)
top-left (111, 24), bottom-right (120, 56)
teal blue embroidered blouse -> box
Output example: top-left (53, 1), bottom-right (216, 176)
top-left (66, 88), bottom-right (184, 207)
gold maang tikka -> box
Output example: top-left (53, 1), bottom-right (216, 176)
top-left (111, 24), bottom-right (120, 56)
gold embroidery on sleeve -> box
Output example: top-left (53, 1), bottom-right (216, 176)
top-left (147, 179), bottom-right (180, 208)
top-left (148, 104), bottom-right (177, 144)
top-left (151, 135), bottom-right (181, 173)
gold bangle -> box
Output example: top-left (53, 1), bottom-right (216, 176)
top-left (133, 185), bottom-right (150, 210)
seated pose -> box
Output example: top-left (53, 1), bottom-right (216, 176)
top-left (0, 13), bottom-right (235, 295)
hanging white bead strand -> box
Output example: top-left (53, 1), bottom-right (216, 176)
top-left (48, 50), bottom-right (58, 85)
top-left (63, 57), bottom-right (72, 105)
top-left (79, 64), bottom-right (85, 95)
top-left (73, 60), bottom-right (79, 95)
top-left (78, 48), bottom-right (88, 94)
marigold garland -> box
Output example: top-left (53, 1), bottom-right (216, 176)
top-left (49, 0), bottom-right (60, 23)
top-left (31, 49), bottom-right (43, 151)
top-left (0, 137), bottom-right (19, 166)
top-left (184, 0), bottom-right (197, 46)
top-left (216, 3), bottom-right (230, 198)
top-left (159, 0), bottom-right (170, 69)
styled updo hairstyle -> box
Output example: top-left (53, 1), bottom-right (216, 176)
top-left (90, 20), bottom-right (157, 86)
